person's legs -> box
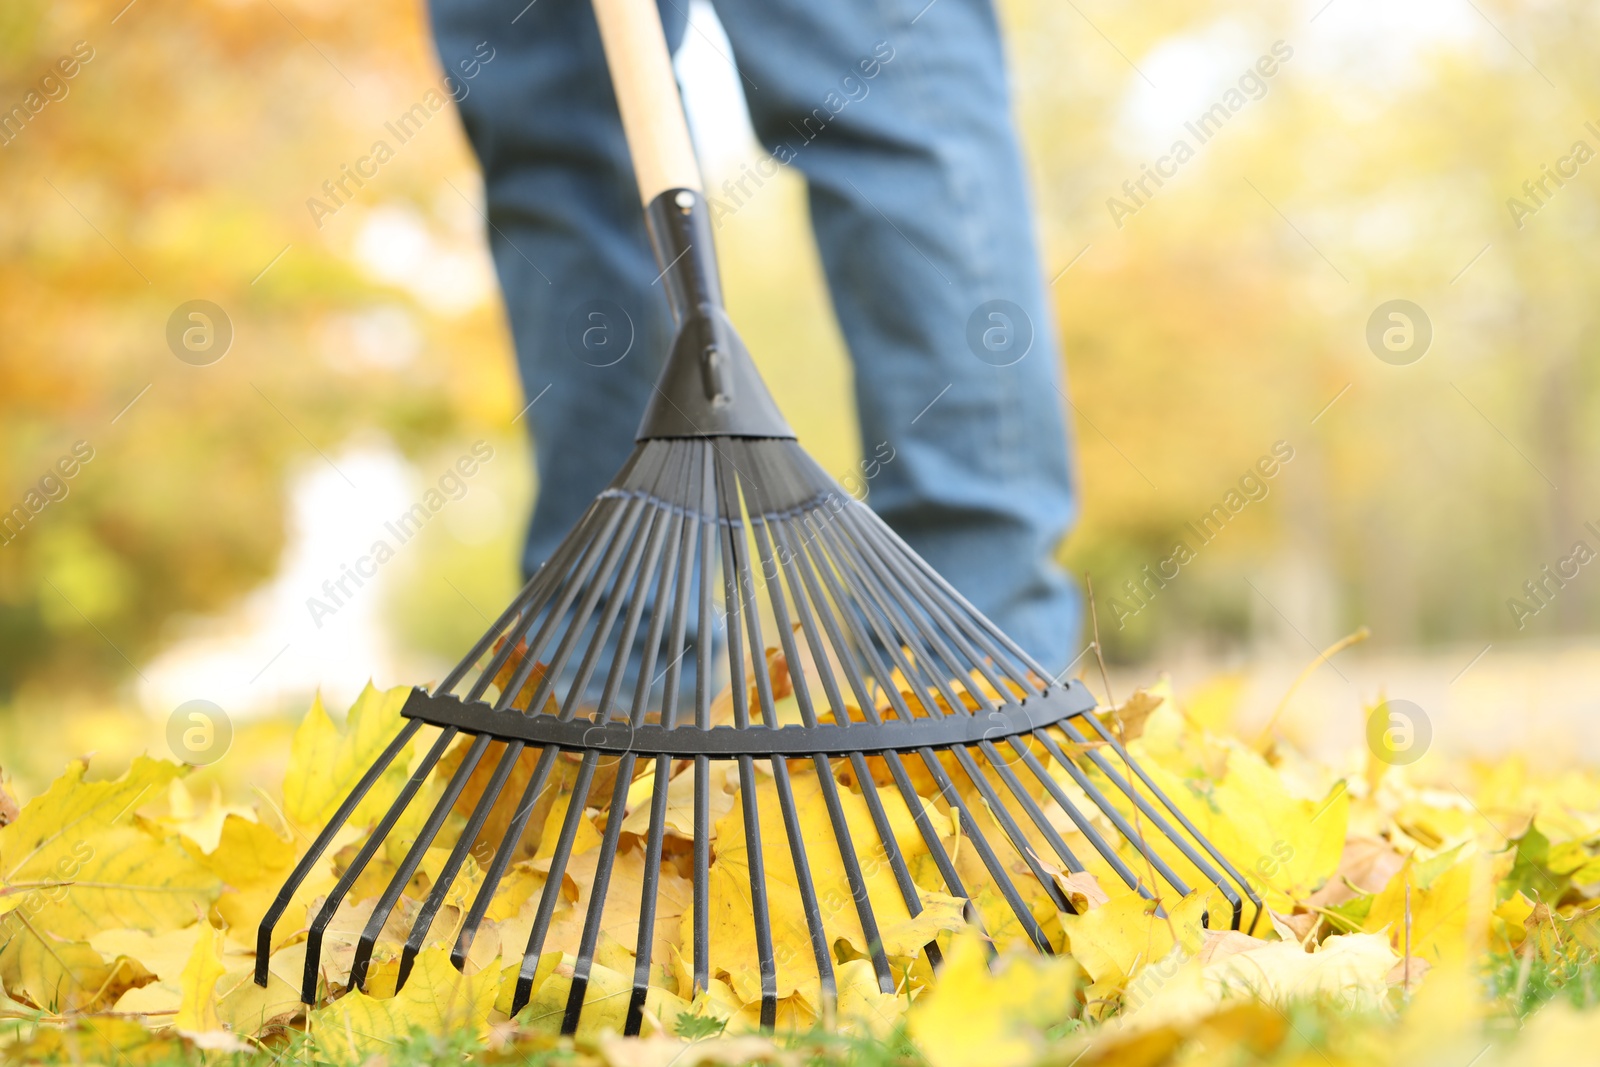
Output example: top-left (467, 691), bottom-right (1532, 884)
top-left (428, 0), bottom-right (689, 579)
top-left (711, 0), bottom-right (1080, 669)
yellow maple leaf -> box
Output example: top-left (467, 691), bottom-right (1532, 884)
top-left (1135, 742), bottom-right (1347, 914)
top-left (0, 931), bottom-right (118, 1013)
top-left (515, 945), bottom-right (689, 1038)
top-left (215, 943), bottom-right (305, 1037)
top-left (0, 756), bottom-right (221, 1010)
top-left (504, 838), bottom-right (691, 975)
top-left (283, 682), bottom-right (415, 832)
top-left (1490, 891), bottom-right (1535, 953)
top-left (1203, 932), bottom-right (1398, 1011)
top-left (1364, 849), bottom-right (1475, 964)
top-left (175, 922), bottom-right (226, 1035)
top-left (89, 925), bottom-right (205, 985)
top-left (1115, 931), bottom-right (1399, 1035)
top-left (310, 948), bottom-right (496, 1062)
top-left (835, 957), bottom-right (905, 1038)
top-left (906, 931), bottom-right (1077, 1067)
top-left (1060, 888), bottom-right (1208, 1003)
top-left (204, 813), bottom-right (305, 950)
top-left (618, 759), bottom-right (737, 840)
top-left (692, 760), bottom-right (959, 1011)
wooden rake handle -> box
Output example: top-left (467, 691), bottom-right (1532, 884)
top-left (591, 0), bottom-right (703, 201)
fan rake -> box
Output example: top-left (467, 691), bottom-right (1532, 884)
top-left (255, 0), bottom-right (1261, 1037)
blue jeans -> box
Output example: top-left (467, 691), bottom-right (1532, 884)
top-left (430, 0), bottom-right (1079, 671)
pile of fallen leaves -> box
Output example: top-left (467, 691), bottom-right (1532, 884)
top-left (6, 671), bottom-right (1600, 1066)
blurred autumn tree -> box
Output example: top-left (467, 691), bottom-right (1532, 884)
top-left (1005, 0), bottom-right (1600, 658)
top-left (0, 0), bottom-right (516, 699)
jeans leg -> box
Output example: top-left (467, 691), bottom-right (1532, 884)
top-left (711, 0), bottom-right (1080, 670)
top-left (428, 0), bottom-right (689, 580)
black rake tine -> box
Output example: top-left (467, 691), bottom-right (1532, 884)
top-left (716, 456), bottom-right (752, 731)
top-left (729, 491), bottom-right (779, 730)
top-left (732, 455), bottom-right (850, 1008)
top-left (792, 511), bottom-right (914, 724)
top-left (443, 572), bottom-right (545, 701)
top-left (741, 471), bottom-right (897, 991)
top-left (737, 755), bottom-right (779, 1031)
top-left (1035, 725), bottom-right (1195, 901)
top-left (563, 751), bottom-right (638, 1035)
top-left (626, 753), bottom-right (673, 1036)
top-left (829, 505), bottom-right (995, 714)
top-left (656, 475), bottom-right (698, 731)
top-left (879, 749), bottom-right (990, 955)
top-left (453, 745), bottom-right (561, 969)
top-left (1074, 714), bottom-right (1256, 928)
top-left (563, 499), bottom-right (670, 722)
top-left (851, 508), bottom-right (1100, 908)
top-left (977, 739), bottom-right (1087, 877)
top-left (351, 732), bottom-right (495, 994)
top-left (501, 495), bottom-right (646, 714)
top-left (692, 753), bottom-right (711, 996)
top-left (687, 445), bottom-right (715, 997)
top-left (295, 724), bottom-right (451, 1001)
top-left (847, 750), bottom-right (942, 970)
top-left (917, 746), bottom-right (1052, 952)
top-left (947, 745), bottom-right (1075, 915)
top-left (812, 515), bottom-right (957, 716)
top-left (783, 521), bottom-right (989, 946)
top-left (775, 518), bottom-right (947, 966)
top-left (848, 508), bottom-right (1040, 693)
top-left (809, 509), bottom-right (963, 727)
top-left (257, 717), bottom-right (423, 988)
top-left (812, 753), bottom-right (896, 992)
top-left (762, 500), bottom-right (855, 724)
top-left (541, 500), bottom-right (655, 719)
top-left (626, 444), bottom-right (691, 730)
top-left (482, 494), bottom-right (632, 706)
top-left (740, 463), bottom-right (807, 728)
top-left (854, 502), bottom-right (1052, 684)
top-left (775, 511), bottom-right (883, 723)
top-left (770, 756), bottom-right (838, 1018)
top-left (455, 499), bottom-right (608, 702)
top-left (838, 505), bottom-right (1013, 704)
top-left (693, 442), bottom-right (716, 731)
top-left (1008, 734), bottom-right (1153, 900)
top-left (824, 510), bottom-right (1009, 735)
top-left (513, 750), bottom-right (601, 1015)
top-left (399, 738), bottom-right (527, 986)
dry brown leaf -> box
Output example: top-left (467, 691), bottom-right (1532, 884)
top-left (1055, 870), bottom-right (1111, 913)
top-left (1098, 688), bottom-right (1164, 743)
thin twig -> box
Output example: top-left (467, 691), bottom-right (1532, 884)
top-left (1403, 877), bottom-right (1413, 996)
top-left (1084, 574), bottom-right (1116, 708)
top-left (1253, 626), bottom-right (1370, 750)
top-left (1085, 573), bottom-right (1174, 950)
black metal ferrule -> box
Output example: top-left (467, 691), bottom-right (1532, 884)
top-left (634, 189), bottom-right (796, 441)
top-left (646, 187), bottom-right (723, 329)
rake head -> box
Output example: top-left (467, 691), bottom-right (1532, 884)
top-left (254, 435), bottom-right (1262, 1032)
top-left (254, 190), bottom-right (1260, 1033)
